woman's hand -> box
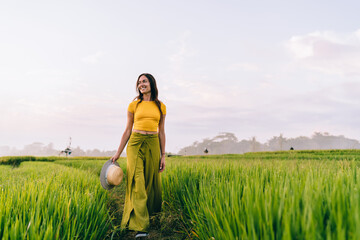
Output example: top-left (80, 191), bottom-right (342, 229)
top-left (110, 152), bottom-right (121, 163)
top-left (159, 155), bottom-right (166, 173)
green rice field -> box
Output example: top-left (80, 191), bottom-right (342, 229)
top-left (1, 150), bottom-right (360, 239)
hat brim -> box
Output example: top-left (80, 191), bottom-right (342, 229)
top-left (100, 159), bottom-right (120, 190)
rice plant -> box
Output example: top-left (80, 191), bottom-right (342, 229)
top-left (0, 162), bottom-right (111, 239)
top-left (54, 158), bottom-right (127, 176)
top-left (162, 157), bottom-right (360, 239)
top-left (2, 150), bottom-right (360, 239)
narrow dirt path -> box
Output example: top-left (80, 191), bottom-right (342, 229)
top-left (105, 184), bottom-right (190, 239)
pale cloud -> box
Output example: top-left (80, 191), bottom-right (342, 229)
top-left (285, 29), bottom-right (360, 75)
top-left (227, 62), bottom-right (260, 72)
top-left (286, 31), bottom-right (340, 59)
top-left (81, 51), bottom-right (105, 64)
top-left (0, 89), bottom-right (127, 151)
top-left (169, 31), bottom-right (196, 71)
top-left (259, 80), bottom-right (273, 89)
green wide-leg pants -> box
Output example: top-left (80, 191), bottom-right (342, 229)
top-left (121, 132), bottom-right (162, 232)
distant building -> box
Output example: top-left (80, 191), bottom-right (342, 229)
top-left (59, 137), bottom-right (72, 157)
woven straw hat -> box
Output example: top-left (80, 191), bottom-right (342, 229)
top-left (100, 159), bottom-right (124, 190)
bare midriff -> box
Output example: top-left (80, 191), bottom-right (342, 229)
top-left (132, 129), bottom-right (158, 135)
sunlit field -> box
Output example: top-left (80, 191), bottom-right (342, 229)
top-left (0, 162), bottom-right (110, 239)
top-left (1, 150), bottom-right (360, 239)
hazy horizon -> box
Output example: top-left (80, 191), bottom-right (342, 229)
top-left (1, 131), bottom-right (359, 157)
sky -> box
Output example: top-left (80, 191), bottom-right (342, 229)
top-left (1, 0), bottom-right (360, 154)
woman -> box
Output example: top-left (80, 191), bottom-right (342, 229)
top-left (111, 73), bottom-right (166, 238)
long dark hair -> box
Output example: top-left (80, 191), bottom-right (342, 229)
top-left (134, 73), bottom-right (163, 121)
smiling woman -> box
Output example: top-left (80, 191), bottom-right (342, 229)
top-left (110, 73), bottom-right (166, 238)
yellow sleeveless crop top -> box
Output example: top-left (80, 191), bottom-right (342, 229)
top-left (127, 100), bottom-right (166, 132)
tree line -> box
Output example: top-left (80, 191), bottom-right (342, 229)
top-left (178, 132), bottom-right (360, 155)
top-left (2, 132), bottom-right (359, 157)
top-left (0, 142), bottom-right (118, 157)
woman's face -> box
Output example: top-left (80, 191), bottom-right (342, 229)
top-left (138, 75), bottom-right (151, 94)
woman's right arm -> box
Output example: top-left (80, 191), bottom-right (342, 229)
top-left (111, 111), bottom-right (134, 162)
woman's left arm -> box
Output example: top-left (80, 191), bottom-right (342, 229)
top-left (158, 114), bottom-right (166, 173)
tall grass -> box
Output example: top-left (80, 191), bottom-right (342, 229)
top-left (0, 156), bottom-right (111, 167)
top-left (0, 162), bottom-right (110, 239)
top-left (176, 149), bottom-right (360, 161)
top-left (162, 158), bottom-right (360, 239)
top-left (3, 150), bottom-right (360, 239)
top-left (54, 158), bottom-right (127, 176)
